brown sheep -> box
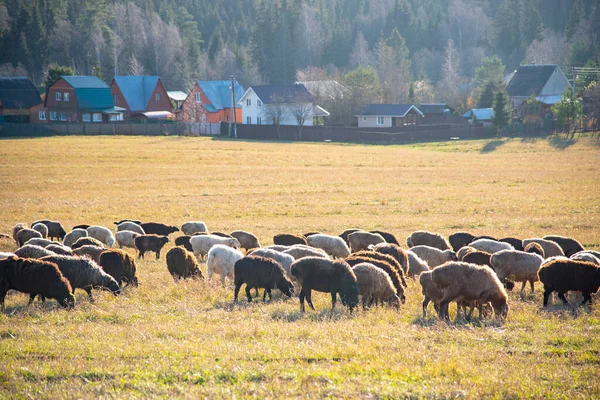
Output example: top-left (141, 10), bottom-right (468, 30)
top-left (99, 249), bottom-right (139, 287)
top-left (32, 223), bottom-right (48, 238)
top-left (135, 234), bottom-right (169, 259)
top-left (348, 250), bottom-right (407, 287)
top-left (166, 246), bottom-right (203, 280)
top-left (345, 255), bottom-right (406, 304)
top-left (348, 231), bottom-right (386, 253)
top-left (230, 230), bottom-right (261, 251)
top-left (406, 231), bottom-right (451, 251)
top-left (462, 250), bottom-right (492, 267)
top-left (273, 233), bottom-right (307, 246)
top-left (352, 262), bottom-right (400, 310)
top-left (71, 237), bottom-right (105, 250)
top-left (538, 259), bottom-right (600, 307)
top-left (16, 228), bottom-right (42, 247)
top-left (522, 238), bottom-right (564, 258)
top-left (45, 244), bottom-right (74, 256)
top-left (542, 235), bottom-right (585, 258)
top-left (370, 230), bottom-right (400, 246)
top-left (524, 242), bottom-right (545, 258)
top-left (72, 245), bottom-right (105, 264)
top-left (369, 242), bottom-right (410, 275)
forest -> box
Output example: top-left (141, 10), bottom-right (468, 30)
top-left (0, 0), bottom-right (598, 111)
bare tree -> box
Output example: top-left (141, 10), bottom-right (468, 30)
top-left (0, 63), bottom-right (28, 76)
top-left (287, 98), bottom-right (313, 139)
top-left (261, 96), bottom-right (290, 138)
top-left (299, 4), bottom-right (325, 67)
top-left (349, 32), bottom-right (372, 68)
top-left (525, 29), bottom-right (570, 66)
top-left (442, 0), bottom-right (490, 53)
top-left (183, 101), bottom-right (207, 123)
top-left (436, 39), bottom-right (467, 108)
top-left (375, 40), bottom-right (410, 103)
top-left (129, 56), bottom-right (145, 76)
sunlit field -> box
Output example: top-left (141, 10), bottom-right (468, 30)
top-left (0, 135), bottom-right (599, 398)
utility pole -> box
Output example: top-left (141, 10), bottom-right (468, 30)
top-left (230, 75), bottom-right (237, 138)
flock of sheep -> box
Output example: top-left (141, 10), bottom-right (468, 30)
top-left (2, 219), bottom-right (600, 322)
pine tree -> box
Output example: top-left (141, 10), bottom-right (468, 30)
top-left (43, 64), bottom-right (76, 90)
top-left (477, 81), bottom-right (498, 108)
top-left (492, 89), bottom-right (511, 135)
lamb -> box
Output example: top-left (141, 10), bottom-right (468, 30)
top-left (86, 226), bottom-right (116, 247)
top-left (339, 228), bottom-right (361, 246)
top-left (0, 252), bottom-right (15, 260)
top-left (45, 244), bottom-right (73, 256)
top-left (291, 257), bottom-right (359, 312)
top-left (571, 251), bottom-right (600, 265)
top-left (282, 245), bottom-right (330, 260)
top-left (347, 231), bottom-right (386, 253)
top-left (542, 235), bottom-right (585, 257)
top-left (140, 222), bottom-right (179, 236)
top-left (345, 255), bottom-right (406, 303)
top-left (448, 232), bottom-right (476, 252)
top-left (41, 255), bottom-right (120, 301)
top-left (115, 230), bottom-right (141, 249)
top-left (233, 256), bottom-right (294, 303)
top-left (32, 223), bottom-right (48, 238)
top-left (524, 242), bottom-right (545, 257)
top-left (522, 238), bottom-right (564, 258)
top-left (113, 219), bottom-right (142, 226)
top-left (135, 234), bottom-right (169, 259)
top-left (16, 228), bottom-right (42, 247)
top-left (166, 246), bottom-right (203, 280)
top-left (206, 244), bottom-right (244, 284)
top-left (12, 223), bottom-right (27, 245)
top-left (273, 234), bottom-right (307, 246)
top-left (190, 234), bottom-right (241, 261)
top-left (72, 245), bottom-right (106, 264)
top-left (99, 249), bottom-right (139, 287)
top-left (406, 231), bottom-right (451, 251)
top-left (0, 256), bottom-right (75, 310)
top-left (14, 244), bottom-right (56, 259)
top-left (71, 237), bottom-right (105, 250)
top-left (370, 230), bottom-right (400, 246)
top-left (174, 235), bottom-right (194, 252)
top-left (368, 243), bottom-right (410, 275)
top-left (24, 238), bottom-right (56, 248)
top-left (431, 261), bottom-right (509, 321)
top-left (351, 262), bottom-right (401, 310)
top-left (499, 237), bottom-right (524, 251)
top-left (469, 238), bottom-right (514, 254)
top-left (490, 250), bottom-right (544, 297)
top-left (63, 229), bottom-right (88, 248)
top-left (407, 245), bottom-right (457, 268)
top-left (247, 248), bottom-right (295, 277)
top-left (406, 251), bottom-right (431, 278)
top-left (116, 222), bottom-right (145, 235)
top-left (306, 234), bottom-right (351, 259)
top-left (538, 258), bottom-right (600, 307)
top-left (346, 250), bottom-right (407, 287)
top-left (31, 220), bottom-right (67, 241)
top-left (181, 221), bottom-right (208, 236)
top-left (230, 230), bottom-right (261, 251)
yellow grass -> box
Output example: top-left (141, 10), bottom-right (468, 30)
top-left (0, 135), bottom-right (599, 398)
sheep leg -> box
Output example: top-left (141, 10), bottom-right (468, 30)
top-left (245, 286), bottom-right (253, 302)
top-left (137, 250), bottom-right (143, 260)
top-left (28, 294), bottom-right (37, 305)
top-left (85, 288), bottom-right (94, 302)
top-left (262, 288), bottom-right (267, 302)
top-left (557, 292), bottom-right (569, 305)
top-left (543, 287), bottom-right (552, 306)
top-left (233, 282), bottom-right (242, 303)
top-left (330, 291), bottom-right (337, 310)
top-left (520, 281), bottom-right (527, 299)
top-left (530, 281), bottom-right (535, 294)
top-left (0, 282), bottom-right (7, 311)
top-left (155, 251), bottom-right (160, 260)
top-left (422, 296), bottom-right (431, 318)
top-left (581, 292), bottom-right (592, 306)
top-left (299, 289), bottom-right (306, 312)
top-left (305, 289), bottom-right (315, 311)
top-left (438, 300), bottom-right (451, 321)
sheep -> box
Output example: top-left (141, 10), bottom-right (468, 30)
top-left (0, 252), bottom-right (15, 261)
top-left (31, 220), bottom-right (67, 241)
top-left (113, 219), bottom-right (142, 226)
top-left (41, 255), bottom-right (120, 301)
top-left (248, 248), bottom-right (295, 277)
top-left (408, 245), bottom-right (457, 268)
top-left (211, 231), bottom-right (234, 238)
top-left (469, 238), bottom-right (514, 254)
top-left (522, 238), bottom-right (564, 258)
top-left (291, 257), bottom-right (359, 312)
top-left (86, 226), bottom-right (115, 247)
top-left (339, 228), bottom-right (361, 246)
top-left (181, 221), bottom-right (208, 236)
top-left (0, 256), bottom-right (75, 310)
top-left (345, 255), bottom-right (406, 304)
top-left (273, 234), bottom-right (307, 246)
top-left (14, 244), bottom-right (56, 259)
top-left (406, 251), bottom-right (431, 278)
top-left (115, 230), bottom-right (141, 249)
top-left (282, 245), bottom-right (330, 260)
top-left (542, 235), bottom-right (585, 257)
top-left (166, 246), bottom-right (203, 280)
top-left (63, 229), bottom-right (88, 248)
top-left (306, 234), bottom-right (351, 259)
top-left (140, 222), bottom-right (179, 236)
top-left (24, 238), bottom-right (56, 248)
top-left (72, 224), bottom-right (90, 230)
top-left (233, 256), bottom-right (294, 303)
top-left (206, 244), bottom-right (244, 284)
top-left (351, 262), bottom-right (401, 310)
top-left (303, 231), bottom-right (322, 238)
top-left (45, 244), bottom-right (73, 256)
top-left (499, 237), bottom-right (524, 251)
top-left (135, 234), bottom-right (169, 259)
top-left (230, 230), bottom-right (261, 251)
top-left (406, 231), bottom-right (451, 251)
top-left (99, 249), bottom-right (139, 287)
top-left (116, 222), bottom-right (145, 235)
top-left (448, 232), bottom-right (476, 252)
top-left (370, 230), bottom-right (400, 246)
top-left (346, 250), bottom-right (407, 287)
top-left (474, 235), bottom-right (498, 241)
top-left (490, 250), bottom-right (544, 297)
top-left (174, 235), bottom-right (194, 252)
top-left (431, 261), bottom-right (509, 321)
top-left (71, 237), bottom-right (105, 250)
top-left (538, 259), bottom-right (600, 307)
top-left (32, 223), bottom-right (48, 238)
top-left (571, 251), bottom-right (600, 265)
top-left (12, 223), bottom-right (27, 245)
top-left (16, 228), bottom-right (42, 247)
top-left (72, 245), bottom-right (105, 264)
top-left (190, 234), bottom-right (241, 261)
top-left (419, 270), bottom-right (443, 318)
top-left (265, 244), bottom-right (292, 252)
top-left (524, 242), bottom-right (545, 258)
top-left (347, 231), bottom-right (386, 253)
top-left (457, 246), bottom-right (477, 261)
top-left (461, 250), bottom-right (492, 268)
top-left (368, 243), bottom-right (410, 275)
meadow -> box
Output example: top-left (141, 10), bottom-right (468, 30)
top-left (0, 135), bottom-right (599, 398)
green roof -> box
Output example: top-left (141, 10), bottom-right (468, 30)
top-left (61, 76), bottom-right (114, 111)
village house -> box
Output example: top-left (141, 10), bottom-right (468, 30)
top-left (180, 80), bottom-right (244, 123)
top-left (463, 108), bottom-right (494, 126)
top-left (505, 64), bottom-right (572, 109)
top-left (355, 104), bottom-right (423, 128)
top-left (0, 76), bottom-right (42, 123)
top-left (239, 84), bottom-right (316, 126)
top-left (110, 76), bottom-right (173, 119)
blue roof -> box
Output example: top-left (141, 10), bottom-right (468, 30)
top-left (355, 104), bottom-right (423, 117)
top-left (197, 80), bottom-right (245, 110)
top-left (61, 76), bottom-right (113, 111)
top-left (249, 84), bottom-right (314, 104)
top-left (113, 76), bottom-right (160, 112)
top-left (463, 108), bottom-right (494, 120)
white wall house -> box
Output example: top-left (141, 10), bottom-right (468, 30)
top-left (506, 64), bottom-right (572, 109)
top-left (355, 104), bottom-right (423, 128)
top-left (238, 84), bottom-right (315, 126)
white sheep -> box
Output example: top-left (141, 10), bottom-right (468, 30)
top-left (264, 245), bottom-right (292, 252)
top-left (115, 230), bottom-right (141, 249)
top-left (190, 234), bottom-right (241, 261)
top-left (522, 238), bottom-right (565, 258)
top-left (248, 248), bottom-right (295, 277)
top-left (469, 238), bottom-right (514, 254)
top-left (63, 228), bottom-right (88, 248)
top-left (352, 262), bottom-right (400, 309)
top-left (570, 251), bottom-right (600, 265)
top-left (282, 245), bottom-right (330, 260)
top-left (24, 238), bottom-right (56, 248)
top-left (347, 231), bottom-right (386, 253)
top-left (406, 251), bottom-right (430, 278)
top-left (86, 226), bottom-right (115, 247)
top-left (490, 250), bottom-right (544, 297)
top-left (407, 245), bottom-right (456, 268)
top-left (406, 230), bottom-right (451, 250)
top-left (116, 222), bottom-right (145, 235)
top-left (181, 221), bottom-right (208, 236)
top-left (206, 244), bottom-right (244, 284)
top-left (14, 244), bottom-right (56, 259)
top-left (305, 234), bottom-right (350, 259)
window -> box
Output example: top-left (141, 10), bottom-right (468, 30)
top-left (114, 94), bottom-right (119, 103)
top-left (246, 98), bottom-right (251, 106)
top-left (59, 112), bottom-right (67, 121)
top-left (50, 112), bottom-right (57, 121)
top-left (377, 116), bottom-right (385, 126)
top-left (257, 99), bottom-right (262, 107)
top-left (196, 93), bottom-right (202, 103)
top-left (39, 111), bottom-right (46, 121)
top-left (92, 113), bottom-right (102, 122)
top-left (155, 93), bottom-right (160, 103)
top-left (82, 113), bottom-right (91, 122)
top-left (257, 117), bottom-right (262, 125)
top-left (363, 117), bottom-right (367, 121)
top-left (55, 92), bottom-right (62, 101)
top-left (64, 92), bottom-right (70, 102)
top-left (247, 116), bottom-right (251, 124)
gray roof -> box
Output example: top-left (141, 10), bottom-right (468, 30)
top-left (506, 64), bottom-right (561, 98)
top-left (355, 104), bottom-right (423, 117)
top-left (419, 103), bottom-right (454, 115)
top-left (0, 77), bottom-right (42, 109)
top-left (250, 84), bottom-right (314, 104)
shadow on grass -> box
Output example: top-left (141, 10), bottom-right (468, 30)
top-left (271, 307), bottom-right (352, 322)
top-left (548, 134), bottom-right (576, 150)
top-left (480, 139), bottom-right (506, 153)
top-left (412, 315), bottom-right (506, 329)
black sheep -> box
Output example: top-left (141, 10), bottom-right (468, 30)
top-left (370, 230), bottom-right (400, 245)
top-left (166, 246), bottom-right (203, 280)
top-left (71, 237), bottom-right (104, 250)
top-left (542, 235), bottom-right (585, 257)
top-left (31, 220), bottom-right (67, 241)
top-left (303, 231), bottom-right (322, 238)
top-left (234, 256), bottom-right (294, 303)
top-left (345, 254), bottom-right (406, 304)
top-left (114, 219), bottom-right (142, 226)
top-left (448, 232), bottom-right (476, 252)
top-left (135, 234), bottom-right (169, 259)
top-left (174, 235), bottom-right (194, 252)
top-left (500, 237), bottom-right (524, 251)
top-left (273, 234), bottom-right (307, 246)
top-left (338, 228), bottom-right (361, 246)
top-left (291, 257), bottom-right (359, 312)
top-left (474, 235), bottom-right (497, 242)
top-left (0, 256), bottom-right (75, 310)
top-left (99, 249), bottom-right (139, 287)
top-left (539, 259), bottom-right (600, 307)
top-left (72, 224), bottom-right (91, 230)
top-left (139, 222), bottom-right (179, 236)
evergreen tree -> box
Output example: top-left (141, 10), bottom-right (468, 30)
top-left (208, 28), bottom-right (224, 61)
top-left (477, 81), bottom-right (498, 108)
top-left (43, 64), bottom-right (76, 89)
top-left (552, 88), bottom-right (583, 135)
top-left (566, 0), bottom-right (584, 40)
top-left (492, 89), bottom-right (511, 135)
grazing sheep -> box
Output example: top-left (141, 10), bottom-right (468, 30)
top-left (181, 221), bottom-right (208, 236)
top-left (419, 270), bottom-right (443, 318)
top-left (282, 245), bottom-right (330, 260)
top-left (86, 226), bottom-right (116, 247)
top-left (369, 243), bottom-right (410, 275)
top-left (571, 251), bottom-right (600, 265)
top-left (448, 232), bottom-right (476, 252)
top-left (265, 244), bottom-right (291, 252)
top-left (135, 234), bottom-right (169, 260)
top-left (474, 235), bottom-right (498, 241)
top-left (24, 238), bottom-right (56, 248)
top-left (32, 223), bottom-right (48, 238)
top-left (370, 230), bottom-right (400, 246)
top-left (190, 234), bottom-right (241, 261)
top-left (339, 228), bottom-right (361, 246)
top-left (72, 245), bottom-right (106, 264)
top-left (352, 262), bottom-right (400, 310)
top-left (490, 250), bottom-right (544, 297)
top-left (345, 255), bottom-right (406, 304)
top-left (406, 231), bottom-right (451, 251)
top-left (72, 224), bottom-right (90, 230)
top-left (115, 230), bottom-right (141, 249)
top-left (469, 239), bottom-right (514, 254)
top-left (0, 256), bottom-right (75, 310)
top-left (63, 229), bottom-right (88, 248)
top-left (71, 237), bottom-right (105, 250)
top-left (210, 231), bottom-right (233, 238)
top-left (113, 219), bottom-right (142, 226)
top-left (12, 223), bottom-right (27, 245)
top-left (291, 257), bottom-right (359, 312)
top-left (462, 250), bottom-right (492, 268)
top-left (542, 235), bottom-right (585, 257)
top-left (230, 230), bottom-right (261, 251)
top-left (522, 238), bottom-right (564, 258)
top-left (408, 245), bottom-right (457, 268)
top-left (306, 234), bottom-right (351, 259)
top-left (524, 242), bottom-right (545, 258)
top-left (348, 231), bottom-right (386, 253)
top-left (45, 244), bottom-right (73, 256)
top-left (31, 220), bottom-right (67, 241)
top-left (406, 251), bottom-right (431, 278)
top-left (14, 244), bottom-right (55, 259)
top-left (347, 250), bottom-right (407, 287)
top-left (116, 222), bottom-right (145, 235)
top-left (166, 246), bottom-right (202, 280)
top-left (233, 256), bottom-right (294, 302)
top-left (174, 235), bottom-right (194, 252)
top-left (140, 222), bottom-right (179, 236)
top-left (431, 261), bottom-right (509, 321)
top-left (457, 246), bottom-right (477, 261)
top-left (99, 249), bottom-right (139, 287)
top-left (206, 244), bottom-right (244, 284)
top-left (499, 237), bottom-right (524, 251)
top-left (538, 259), bottom-right (600, 307)
top-left (273, 234), bottom-right (307, 246)
top-left (0, 252), bottom-right (15, 260)
top-left (248, 248), bottom-right (295, 277)
top-left (41, 255), bottom-right (120, 301)
top-left (16, 228), bottom-right (42, 247)
top-left (303, 231), bottom-right (322, 238)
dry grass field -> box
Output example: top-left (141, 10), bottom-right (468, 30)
top-left (0, 135), bottom-right (599, 398)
